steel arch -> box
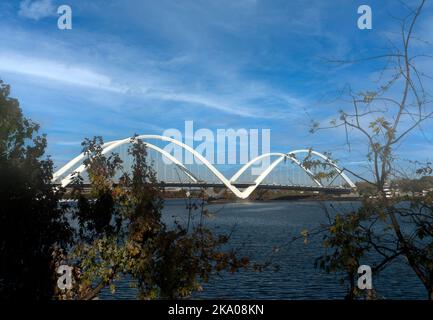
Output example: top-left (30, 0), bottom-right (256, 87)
top-left (53, 135), bottom-right (356, 199)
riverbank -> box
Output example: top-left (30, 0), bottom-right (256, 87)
top-left (207, 195), bottom-right (361, 203)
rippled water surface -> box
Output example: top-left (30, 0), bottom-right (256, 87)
top-left (99, 199), bottom-right (426, 300)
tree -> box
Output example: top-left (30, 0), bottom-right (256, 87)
top-left (0, 79), bottom-right (72, 300)
top-left (0, 79), bottom-right (248, 300)
top-left (308, 0), bottom-right (433, 299)
top-left (60, 136), bottom-right (249, 300)
top-left (355, 181), bottom-right (377, 196)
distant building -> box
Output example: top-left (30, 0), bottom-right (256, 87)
top-left (422, 189), bottom-right (433, 197)
top-left (383, 183), bottom-right (393, 198)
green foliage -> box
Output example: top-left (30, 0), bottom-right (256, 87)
top-left (315, 205), bottom-right (373, 299)
top-left (306, 0), bottom-right (433, 300)
top-left (293, 150), bottom-right (340, 185)
top-left (0, 79), bottom-right (72, 300)
top-left (65, 137), bottom-right (249, 300)
top-left (356, 182), bottom-right (378, 196)
top-left (0, 79), bottom-right (248, 300)
top-left (393, 176), bottom-right (433, 194)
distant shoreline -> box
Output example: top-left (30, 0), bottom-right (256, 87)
top-left (165, 195), bottom-right (363, 203)
top-left (61, 195), bottom-right (362, 202)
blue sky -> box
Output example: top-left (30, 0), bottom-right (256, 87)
top-left (1, 0), bottom-right (433, 179)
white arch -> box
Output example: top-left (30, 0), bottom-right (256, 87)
top-left (230, 150), bottom-right (356, 189)
top-left (54, 135), bottom-right (248, 198)
top-left (54, 139), bottom-right (198, 187)
top-left (53, 135), bottom-right (356, 199)
top-left (52, 140), bottom-right (119, 181)
top-left (229, 152), bottom-right (322, 186)
top-left (290, 149), bottom-right (356, 188)
top-left (119, 135), bottom-right (248, 198)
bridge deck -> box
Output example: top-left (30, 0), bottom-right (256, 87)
top-left (160, 182), bottom-right (352, 194)
top-left (67, 182), bottom-right (353, 194)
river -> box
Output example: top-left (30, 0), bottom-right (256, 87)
top-left (99, 199), bottom-right (426, 300)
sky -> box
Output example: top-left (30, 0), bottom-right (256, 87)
top-left (1, 0), bottom-right (433, 180)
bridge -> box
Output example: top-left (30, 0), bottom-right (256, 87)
top-left (52, 135), bottom-right (356, 199)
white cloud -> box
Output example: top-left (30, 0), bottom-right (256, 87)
top-left (0, 52), bottom-right (125, 93)
top-left (0, 51), bottom-right (299, 119)
top-left (18, 0), bottom-right (56, 20)
top-left (55, 141), bottom-right (82, 146)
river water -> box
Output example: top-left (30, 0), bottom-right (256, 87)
top-left (99, 199), bottom-right (426, 300)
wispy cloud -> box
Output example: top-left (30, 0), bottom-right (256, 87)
top-left (0, 52), bottom-right (123, 93)
top-left (18, 0), bottom-right (56, 20)
top-left (0, 50), bottom-right (301, 119)
top-left (54, 140), bottom-right (82, 146)
top-left (5, 0), bottom-right (431, 173)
